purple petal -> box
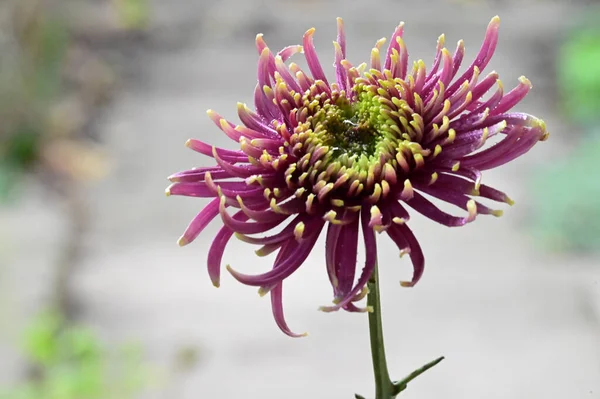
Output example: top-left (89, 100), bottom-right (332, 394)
top-left (237, 102), bottom-right (279, 137)
top-left (334, 217), bottom-right (360, 299)
top-left (166, 182), bottom-right (215, 198)
top-left (489, 77), bottom-right (532, 116)
top-left (178, 197), bottom-right (221, 246)
top-left (168, 167), bottom-right (230, 183)
top-left (219, 197), bottom-right (290, 234)
top-left (270, 239), bottom-right (306, 337)
top-left (403, 191), bottom-right (476, 227)
top-left (207, 211), bottom-right (249, 287)
top-left (236, 214), bottom-right (306, 245)
top-left (325, 223), bottom-right (343, 289)
top-left (185, 139), bottom-right (248, 163)
top-left (416, 184), bottom-right (499, 216)
top-left (204, 174), bottom-right (264, 198)
top-left (303, 28), bottom-right (329, 86)
top-left (271, 282), bottom-right (306, 337)
top-left (460, 126), bottom-right (544, 170)
top-left (446, 16), bottom-right (500, 97)
top-left (384, 22), bottom-right (405, 72)
top-left (333, 42), bottom-right (347, 92)
top-left (386, 223), bottom-right (425, 287)
top-left (227, 219), bottom-right (324, 286)
top-left (274, 55), bottom-right (302, 94)
top-left (319, 206), bottom-right (376, 312)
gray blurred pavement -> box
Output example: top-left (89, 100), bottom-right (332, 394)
top-left (3, 0), bottom-right (600, 398)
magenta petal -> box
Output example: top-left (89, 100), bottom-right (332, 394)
top-left (220, 203), bottom-right (290, 234)
top-left (237, 103), bottom-right (279, 137)
top-left (419, 172), bottom-right (478, 196)
top-left (384, 22), bottom-right (405, 72)
top-left (185, 139), bottom-right (248, 163)
top-left (204, 176), bottom-right (264, 197)
top-left (446, 16), bottom-right (500, 96)
top-left (417, 185), bottom-right (497, 216)
top-left (403, 192), bottom-right (475, 227)
top-left (168, 167), bottom-right (230, 183)
top-left (336, 18), bottom-right (346, 60)
top-left (489, 77), bottom-right (532, 116)
top-left (389, 200), bottom-right (411, 222)
top-left (227, 220), bottom-right (324, 286)
top-left (436, 121), bottom-right (507, 160)
top-left (386, 222), bottom-right (424, 287)
top-left (236, 215), bottom-right (306, 245)
top-left (468, 71), bottom-right (499, 104)
top-left (325, 223), bottom-right (343, 290)
top-left (303, 29), bottom-right (329, 86)
top-left (334, 217), bottom-right (360, 299)
top-left (166, 182), bottom-right (215, 198)
top-left (207, 212), bottom-right (249, 287)
top-left (253, 84), bottom-right (278, 122)
top-left (238, 198), bottom-right (304, 223)
top-left (334, 41), bottom-right (348, 92)
top-left (178, 197), bottom-right (221, 246)
top-left (460, 125), bottom-right (545, 170)
top-left (271, 282), bottom-right (305, 337)
top-left (278, 45), bottom-right (303, 62)
top-left (274, 56), bottom-right (302, 94)
top-left (320, 206), bottom-right (376, 312)
top-left (270, 239), bottom-right (306, 337)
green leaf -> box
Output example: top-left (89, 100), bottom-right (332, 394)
top-left (392, 356), bottom-right (445, 395)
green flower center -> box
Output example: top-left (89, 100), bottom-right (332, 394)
top-left (279, 72), bottom-right (435, 207)
top-left (320, 99), bottom-right (378, 159)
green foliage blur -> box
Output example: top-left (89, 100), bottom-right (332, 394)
top-left (0, 0), bottom-right (150, 200)
top-left (0, 312), bottom-right (151, 399)
top-left (557, 12), bottom-right (600, 126)
top-left (114, 0), bottom-right (151, 30)
top-left (531, 9), bottom-right (600, 254)
top-left (532, 134), bottom-right (600, 253)
top-left (0, 2), bottom-right (69, 199)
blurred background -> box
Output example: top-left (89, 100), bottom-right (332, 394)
top-left (0, 0), bottom-right (599, 398)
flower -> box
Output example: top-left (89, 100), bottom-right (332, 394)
top-left (166, 16), bottom-right (548, 336)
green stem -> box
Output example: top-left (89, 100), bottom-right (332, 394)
top-left (356, 264), bottom-right (445, 399)
top-left (366, 263), bottom-right (395, 399)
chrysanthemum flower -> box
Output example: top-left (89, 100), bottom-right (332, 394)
top-left (166, 16), bottom-right (548, 337)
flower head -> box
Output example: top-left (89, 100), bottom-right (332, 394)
top-left (166, 16), bottom-right (548, 336)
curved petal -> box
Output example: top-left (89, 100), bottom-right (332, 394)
top-left (403, 191), bottom-right (476, 227)
top-left (219, 197), bottom-right (290, 234)
top-left (237, 103), bottom-right (278, 137)
top-left (446, 16), bottom-right (500, 96)
top-left (178, 197), bottom-right (221, 246)
top-left (386, 223), bottom-right (425, 287)
top-left (166, 182), bottom-right (215, 198)
top-left (168, 167), bottom-right (230, 183)
top-left (460, 126), bottom-right (545, 170)
top-left (271, 282), bottom-right (306, 338)
top-left (319, 206), bottom-right (376, 312)
top-left (334, 217), bottom-right (360, 299)
top-left (185, 139), bottom-right (247, 163)
top-left (417, 185), bottom-right (500, 216)
top-left (325, 223), bottom-right (343, 289)
top-left (207, 212), bottom-right (249, 287)
top-left (235, 214), bottom-right (309, 245)
top-left (226, 219), bottom-right (325, 287)
top-left (303, 28), bottom-right (329, 86)
top-left (270, 239), bottom-right (307, 337)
